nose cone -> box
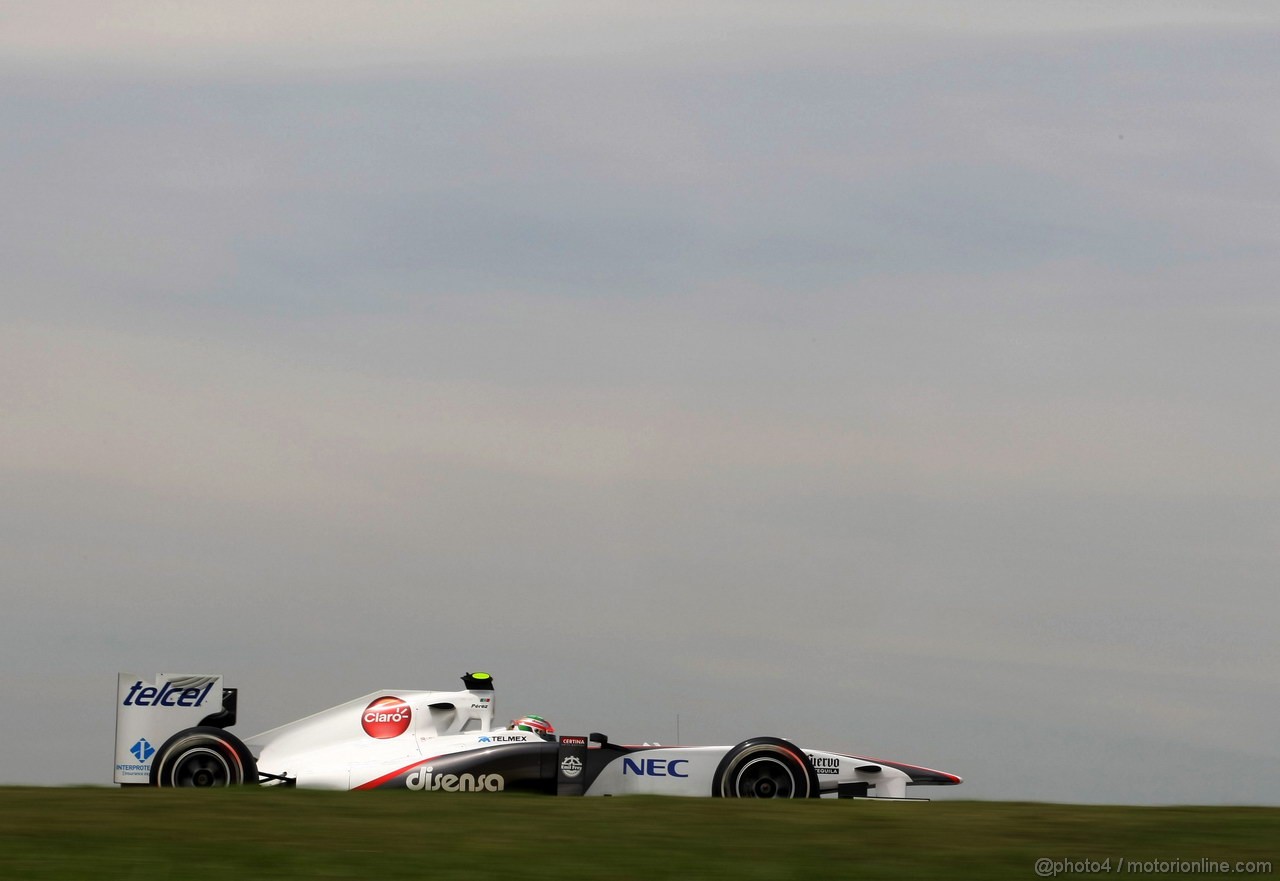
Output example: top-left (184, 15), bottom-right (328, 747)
top-left (861, 757), bottom-right (962, 785)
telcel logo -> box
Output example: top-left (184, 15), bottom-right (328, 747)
top-left (121, 680), bottom-right (214, 708)
top-left (622, 757), bottom-right (689, 778)
top-left (362, 696), bottom-right (412, 739)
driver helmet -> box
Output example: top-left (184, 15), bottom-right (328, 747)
top-left (509, 714), bottom-right (555, 735)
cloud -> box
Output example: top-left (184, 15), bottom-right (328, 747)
top-left (1, 4), bottom-right (1278, 801)
top-left (2, 2), bottom-right (1274, 74)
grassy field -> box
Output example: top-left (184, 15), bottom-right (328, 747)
top-left (0, 787), bottom-right (1275, 880)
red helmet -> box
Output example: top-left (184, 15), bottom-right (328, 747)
top-left (509, 714), bottom-right (555, 735)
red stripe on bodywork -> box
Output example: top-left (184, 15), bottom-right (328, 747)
top-left (353, 754), bottom-right (443, 790)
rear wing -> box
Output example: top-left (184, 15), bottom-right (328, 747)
top-left (113, 673), bottom-right (237, 784)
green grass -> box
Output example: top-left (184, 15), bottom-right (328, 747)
top-left (0, 787), bottom-right (1275, 880)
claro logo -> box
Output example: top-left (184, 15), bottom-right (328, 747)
top-left (362, 696), bottom-right (412, 739)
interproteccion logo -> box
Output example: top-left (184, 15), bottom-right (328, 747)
top-left (362, 696), bottom-right (412, 739)
top-left (130, 738), bottom-right (155, 762)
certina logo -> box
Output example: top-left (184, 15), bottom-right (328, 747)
top-left (362, 696), bottom-right (412, 739)
top-left (405, 766), bottom-right (505, 792)
top-left (121, 680), bottom-right (215, 708)
top-left (622, 757), bottom-right (689, 778)
top-left (807, 754), bottom-right (840, 775)
top-left (560, 755), bottom-right (583, 778)
top-left (130, 738), bottom-right (156, 763)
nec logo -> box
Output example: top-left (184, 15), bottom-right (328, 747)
top-left (622, 757), bottom-right (689, 778)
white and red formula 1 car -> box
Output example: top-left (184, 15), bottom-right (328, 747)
top-left (114, 671), bottom-right (961, 799)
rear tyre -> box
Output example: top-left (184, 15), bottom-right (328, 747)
top-left (150, 726), bottom-right (258, 787)
top-left (711, 737), bottom-right (819, 798)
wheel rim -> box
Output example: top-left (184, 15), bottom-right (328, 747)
top-left (733, 756), bottom-right (797, 798)
top-left (169, 747), bottom-right (233, 787)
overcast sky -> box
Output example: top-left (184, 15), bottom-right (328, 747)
top-left (2, 2), bottom-right (1277, 804)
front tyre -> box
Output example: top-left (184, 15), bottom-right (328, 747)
top-left (711, 737), bottom-right (819, 799)
top-left (150, 727), bottom-right (258, 787)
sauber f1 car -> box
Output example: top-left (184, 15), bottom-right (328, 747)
top-left (114, 672), bottom-right (961, 799)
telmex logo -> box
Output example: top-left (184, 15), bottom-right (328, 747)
top-left (362, 696), bottom-right (412, 739)
top-left (622, 757), bottom-right (689, 778)
top-left (121, 680), bottom-right (215, 708)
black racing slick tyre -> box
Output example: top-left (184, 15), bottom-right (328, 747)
top-left (711, 737), bottom-right (820, 798)
top-left (150, 727), bottom-right (258, 787)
